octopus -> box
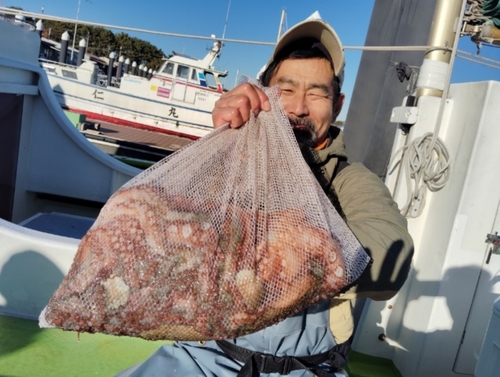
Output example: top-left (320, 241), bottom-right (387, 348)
top-left (41, 185), bottom-right (348, 341)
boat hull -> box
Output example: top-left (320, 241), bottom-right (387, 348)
top-left (46, 71), bottom-right (218, 139)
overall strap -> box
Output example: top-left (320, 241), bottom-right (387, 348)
top-left (215, 340), bottom-right (350, 377)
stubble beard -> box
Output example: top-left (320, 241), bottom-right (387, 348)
top-left (289, 117), bottom-right (318, 148)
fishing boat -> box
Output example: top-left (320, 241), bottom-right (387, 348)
top-left (39, 36), bottom-right (227, 140)
top-left (1, 1), bottom-right (500, 376)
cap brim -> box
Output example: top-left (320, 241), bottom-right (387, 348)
top-left (273, 18), bottom-right (345, 78)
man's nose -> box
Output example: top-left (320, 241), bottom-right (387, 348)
top-left (284, 93), bottom-right (309, 117)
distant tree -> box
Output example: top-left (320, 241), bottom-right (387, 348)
top-left (41, 20), bottom-right (73, 41)
top-left (6, 6), bottom-right (165, 70)
top-left (40, 20), bottom-right (164, 70)
top-left (85, 26), bottom-right (116, 57)
top-left (333, 120), bottom-right (345, 128)
top-left (114, 33), bottom-right (164, 71)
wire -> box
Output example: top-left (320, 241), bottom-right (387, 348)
top-left (456, 54), bottom-right (500, 69)
top-left (456, 48), bottom-right (500, 69)
top-left (0, 7), bottom-right (453, 52)
top-left (457, 48), bottom-right (500, 64)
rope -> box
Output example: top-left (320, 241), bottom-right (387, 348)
top-left (390, 132), bottom-right (451, 218)
top-left (464, 0), bottom-right (489, 23)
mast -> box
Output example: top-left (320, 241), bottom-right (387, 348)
top-left (221, 0), bottom-right (231, 40)
top-left (415, 0), bottom-right (466, 99)
top-left (71, 0), bottom-right (82, 62)
top-left (277, 8), bottom-right (286, 41)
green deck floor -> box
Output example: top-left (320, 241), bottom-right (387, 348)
top-left (0, 315), bottom-right (402, 377)
top-left (345, 350), bottom-right (403, 377)
top-left (0, 315), bottom-right (169, 377)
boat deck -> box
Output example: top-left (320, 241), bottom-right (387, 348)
top-left (0, 315), bottom-right (168, 376)
top-left (86, 122), bottom-right (194, 151)
top-left (0, 314), bottom-right (402, 377)
top-left (82, 121), bottom-right (195, 163)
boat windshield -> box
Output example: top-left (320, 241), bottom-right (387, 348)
top-left (176, 65), bottom-right (189, 79)
top-left (162, 63), bottom-right (174, 75)
top-left (204, 71), bottom-right (220, 90)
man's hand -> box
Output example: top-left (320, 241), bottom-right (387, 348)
top-left (212, 83), bottom-right (272, 129)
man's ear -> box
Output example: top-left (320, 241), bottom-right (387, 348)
top-left (332, 93), bottom-right (345, 122)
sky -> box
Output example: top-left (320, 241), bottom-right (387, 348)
top-left (3, 0), bottom-right (499, 120)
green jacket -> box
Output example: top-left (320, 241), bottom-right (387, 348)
top-left (301, 126), bottom-right (414, 301)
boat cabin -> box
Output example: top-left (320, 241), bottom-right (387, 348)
top-left (152, 41), bottom-right (228, 94)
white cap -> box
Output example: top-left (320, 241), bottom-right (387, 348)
top-left (266, 11), bottom-right (345, 86)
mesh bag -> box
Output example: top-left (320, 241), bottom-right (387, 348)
top-left (39, 82), bottom-right (370, 341)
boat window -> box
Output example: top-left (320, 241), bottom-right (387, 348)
top-left (176, 65), bottom-right (189, 79)
top-left (162, 62), bottom-right (174, 75)
top-left (190, 69), bottom-right (198, 82)
top-left (61, 70), bottom-right (78, 80)
top-left (204, 71), bottom-right (219, 90)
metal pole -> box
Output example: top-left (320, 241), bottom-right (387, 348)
top-left (60, 31), bottom-right (70, 64)
top-left (277, 8), bottom-right (286, 41)
top-left (71, 0), bottom-right (81, 62)
top-left (77, 38), bottom-right (86, 66)
top-left (415, 0), bottom-right (465, 99)
top-left (221, 0), bottom-right (231, 40)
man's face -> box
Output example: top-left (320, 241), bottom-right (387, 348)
top-left (269, 58), bottom-right (344, 148)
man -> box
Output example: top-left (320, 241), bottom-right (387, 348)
top-left (116, 12), bottom-right (413, 377)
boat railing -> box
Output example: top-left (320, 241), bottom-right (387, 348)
top-left (39, 58), bottom-right (80, 70)
top-left (95, 74), bottom-right (121, 88)
top-left (97, 72), bottom-right (108, 86)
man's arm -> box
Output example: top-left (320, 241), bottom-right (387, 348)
top-left (333, 162), bottom-right (414, 301)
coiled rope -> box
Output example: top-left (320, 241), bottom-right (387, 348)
top-left (390, 132), bottom-right (451, 218)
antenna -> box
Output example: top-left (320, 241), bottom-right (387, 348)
top-left (71, 0), bottom-right (93, 61)
top-left (277, 8), bottom-right (286, 41)
top-left (221, 0), bottom-right (231, 40)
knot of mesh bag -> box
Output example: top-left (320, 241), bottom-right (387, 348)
top-left (39, 78), bottom-right (371, 341)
